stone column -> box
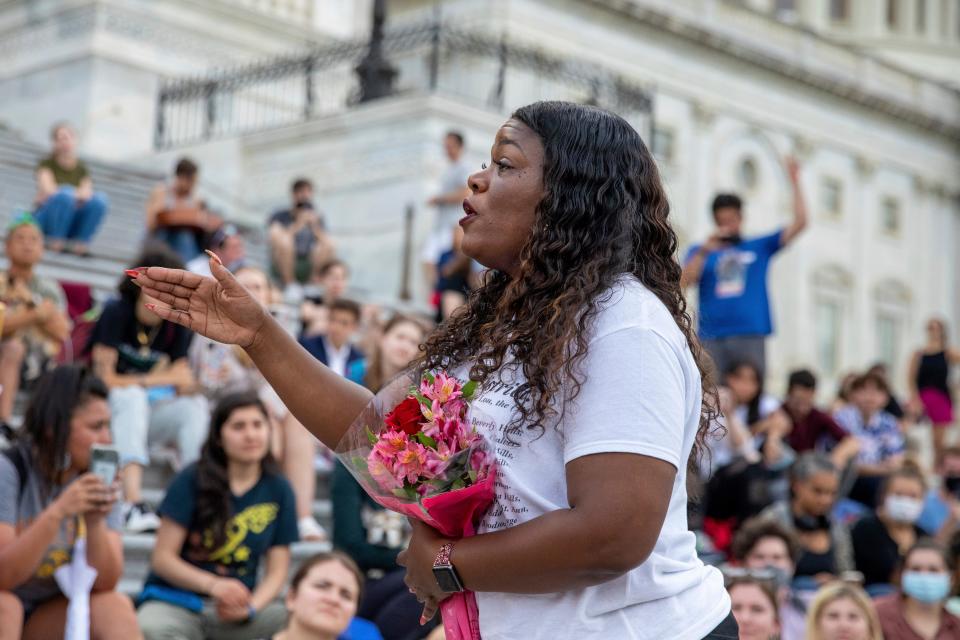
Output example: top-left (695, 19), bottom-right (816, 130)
top-left (797, 0), bottom-right (830, 32)
top-left (689, 100), bottom-right (717, 244)
top-left (851, 154), bottom-right (876, 370)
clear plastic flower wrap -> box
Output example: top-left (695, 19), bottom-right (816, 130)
top-left (335, 370), bottom-right (497, 640)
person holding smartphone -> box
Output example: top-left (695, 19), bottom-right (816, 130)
top-left (680, 157), bottom-right (808, 379)
top-left (0, 365), bottom-right (140, 640)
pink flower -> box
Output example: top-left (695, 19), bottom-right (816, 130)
top-left (424, 440), bottom-right (456, 476)
top-left (372, 430), bottom-right (409, 460)
top-left (420, 398), bottom-right (445, 425)
top-left (394, 441), bottom-right (430, 484)
top-left (437, 415), bottom-right (470, 448)
top-left (470, 448), bottom-right (492, 474)
top-left (421, 372), bottom-right (463, 404)
top-left (443, 398), bottom-right (467, 420)
top-left (368, 455), bottom-right (402, 492)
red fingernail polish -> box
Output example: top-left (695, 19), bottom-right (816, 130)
top-left (124, 269), bottom-right (140, 278)
top-left (204, 249), bottom-right (223, 265)
top-left (419, 615), bottom-right (426, 626)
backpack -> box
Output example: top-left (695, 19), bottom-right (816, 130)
top-left (1, 442), bottom-right (30, 503)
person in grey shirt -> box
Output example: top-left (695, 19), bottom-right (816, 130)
top-left (421, 131), bottom-right (472, 294)
top-left (0, 365), bottom-right (140, 639)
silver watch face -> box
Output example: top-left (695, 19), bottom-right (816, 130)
top-left (432, 566), bottom-right (463, 593)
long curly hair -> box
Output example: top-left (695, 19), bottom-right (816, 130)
top-left (195, 391), bottom-right (279, 549)
top-left (416, 101), bottom-right (718, 466)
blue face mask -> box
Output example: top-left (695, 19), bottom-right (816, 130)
top-left (902, 571), bottom-right (952, 604)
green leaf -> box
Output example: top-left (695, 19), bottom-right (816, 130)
top-left (451, 478), bottom-right (465, 491)
top-left (351, 456), bottom-right (369, 471)
top-left (414, 391), bottom-right (430, 407)
top-left (424, 371), bottom-right (436, 385)
top-left (462, 380), bottom-right (478, 400)
top-left (468, 469), bottom-right (477, 484)
top-left (416, 433), bottom-right (438, 449)
top-left (365, 426), bottom-right (378, 445)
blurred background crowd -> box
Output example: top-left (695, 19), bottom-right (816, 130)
top-left (0, 1), bottom-right (958, 639)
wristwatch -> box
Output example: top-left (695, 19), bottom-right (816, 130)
top-left (432, 542), bottom-right (465, 593)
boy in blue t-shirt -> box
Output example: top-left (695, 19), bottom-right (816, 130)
top-left (681, 156), bottom-right (808, 377)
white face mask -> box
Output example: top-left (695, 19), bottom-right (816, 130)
top-left (884, 495), bottom-right (924, 524)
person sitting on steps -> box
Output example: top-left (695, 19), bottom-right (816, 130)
top-left (33, 122), bottom-right (109, 257)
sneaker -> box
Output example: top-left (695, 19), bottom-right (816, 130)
top-left (298, 515), bottom-right (328, 542)
top-left (124, 502), bottom-right (161, 533)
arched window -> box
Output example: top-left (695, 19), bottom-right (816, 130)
top-left (874, 280), bottom-right (911, 380)
top-left (738, 157), bottom-right (758, 191)
top-left (812, 265), bottom-right (853, 376)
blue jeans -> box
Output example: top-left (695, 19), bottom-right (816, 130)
top-left (153, 228), bottom-right (201, 263)
top-left (35, 186), bottom-right (108, 244)
top-left (108, 386), bottom-right (209, 468)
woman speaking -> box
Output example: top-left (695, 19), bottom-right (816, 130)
top-left (131, 101), bottom-right (734, 639)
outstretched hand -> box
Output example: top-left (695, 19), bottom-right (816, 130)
top-left (129, 251), bottom-right (268, 348)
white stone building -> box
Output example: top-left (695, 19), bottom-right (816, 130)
top-left (0, 0), bottom-right (957, 398)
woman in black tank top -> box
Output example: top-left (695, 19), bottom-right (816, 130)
top-left (909, 318), bottom-right (960, 463)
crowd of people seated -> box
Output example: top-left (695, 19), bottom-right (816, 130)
top-left (0, 129), bottom-right (453, 637)
top-left (704, 359), bottom-right (960, 639)
top-left (0, 123), bottom-right (958, 640)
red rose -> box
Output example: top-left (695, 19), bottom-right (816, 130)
top-left (385, 396), bottom-right (425, 436)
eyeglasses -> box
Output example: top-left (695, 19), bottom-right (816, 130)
top-left (722, 567), bottom-right (779, 586)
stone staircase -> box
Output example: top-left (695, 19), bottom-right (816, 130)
top-left (0, 128), bottom-right (160, 294)
top-left (0, 127), bottom-right (269, 298)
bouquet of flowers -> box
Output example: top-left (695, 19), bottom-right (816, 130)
top-left (336, 370), bottom-right (497, 640)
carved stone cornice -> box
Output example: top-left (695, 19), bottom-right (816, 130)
top-left (855, 155), bottom-right (876, 179)
top-left (583, 0), bottom-right (960, 140)
top-left (691, 100), bottom-right (716, 130)
top-left (0, 1), bottom-right (323, 71)
top-left (791, 134), bottom-right (814, 161)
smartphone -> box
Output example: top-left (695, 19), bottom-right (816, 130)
top-left (90, 445), bottom-right (120, 486)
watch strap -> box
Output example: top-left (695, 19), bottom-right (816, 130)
top-left (433, 542), bottom-right (454, 568)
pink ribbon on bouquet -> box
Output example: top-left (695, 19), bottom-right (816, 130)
top-left (373, 472), bottom-right (496, 640)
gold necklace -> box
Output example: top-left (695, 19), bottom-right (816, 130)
top-left (137, 322), bottom-right (162, 356)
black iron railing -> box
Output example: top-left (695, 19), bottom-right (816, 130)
top-left (155, 22), bottom-right (653, 149)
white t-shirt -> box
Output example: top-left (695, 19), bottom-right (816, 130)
top-left (420, 160), bottom-right (472, 264)
top-left (704, 394), bottom-right (781, 475)
top-left (462, 277), bottom-right (729, 639)
top-left (323, 337), bottom-right (351, 378)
